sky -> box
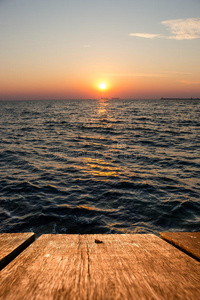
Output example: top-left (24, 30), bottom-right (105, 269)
top-left (0, 0), bottom-right (200, 100)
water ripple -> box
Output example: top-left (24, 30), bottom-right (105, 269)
top-left (0, 99), bottom-right (199, 236)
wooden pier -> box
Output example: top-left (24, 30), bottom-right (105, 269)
top-left (0, 233), bottom-right (199, 299)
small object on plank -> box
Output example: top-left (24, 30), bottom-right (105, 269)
top-left (95, 239), bottom-right (103, 244)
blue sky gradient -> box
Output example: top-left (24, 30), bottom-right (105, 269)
top-left (0, 0), bottom-right (200, 99)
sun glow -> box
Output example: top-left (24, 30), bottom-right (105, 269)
top-left (99, 82), bottom-right (107, 90)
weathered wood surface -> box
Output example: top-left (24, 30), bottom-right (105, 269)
top-left (0, 233), bottom-right (35, 270)
top-left (0, 234), bottom-right (199, 300)
top-left (160, 232), bottom-right (200, 261)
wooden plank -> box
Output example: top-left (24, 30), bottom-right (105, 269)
top-left (0, 234), bottom-right (199, 299)
top-left (0, 233), bottom-right (35, 270)
top-left (160, 232), bottom-right (200, 261)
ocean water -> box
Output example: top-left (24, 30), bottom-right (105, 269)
top-left (0, 99), bottom-right (199, 236)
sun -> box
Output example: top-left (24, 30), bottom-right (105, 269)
top-left (99, 82), bottom-right (107, 90)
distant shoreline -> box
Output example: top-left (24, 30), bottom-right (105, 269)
top-left (160, 97), bottom-right (200, 100)
top-left (0, 98), bottom-right (200, 102)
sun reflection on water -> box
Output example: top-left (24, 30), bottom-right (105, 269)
top-left (83, 157), bottom-right (121, 178)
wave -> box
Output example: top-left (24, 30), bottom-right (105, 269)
top-left (0, 99), bottom-right (199, 236)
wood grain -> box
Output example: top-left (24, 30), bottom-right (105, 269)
top-left (160, 232), bottom-right (200, 261)
top-left (0, 234), bottom-right (199, 299)
top-left (0, 233), bottom-right (35, 270)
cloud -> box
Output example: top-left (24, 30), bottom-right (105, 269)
top-left (104, 71), bottom-right (190, 78)
top-left (162, 18), bottom-right (200, 40)
top-left (129, 33), bottom-right (161, 39)
top-left (180, 79), bottom-right (200, 85)
top-left (129, 18), bottom-right (200, 40)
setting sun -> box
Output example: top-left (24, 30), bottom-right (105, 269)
top-left (99, 83), bottom-right (107, 90)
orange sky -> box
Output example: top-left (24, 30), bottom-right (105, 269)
top-left (0, 0), bottom-right (200, 100)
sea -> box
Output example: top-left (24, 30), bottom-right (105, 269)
top-left (0, 99), bottom-right (199, 237)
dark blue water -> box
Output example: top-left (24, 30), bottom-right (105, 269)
top-left (0, 99), bottom-right (199, 236)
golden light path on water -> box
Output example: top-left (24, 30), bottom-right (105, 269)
top-left (0, 98), bottom-right (199, 236)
